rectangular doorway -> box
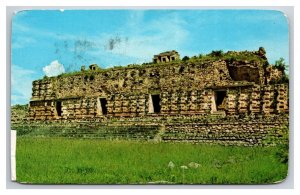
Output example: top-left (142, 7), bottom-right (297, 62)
top-left (99, 98), bottom-right (108, 115)
top-left (56, 101), bottom-right (62, 116)
top-left (214, 91), bottom-right (226, 111)
top-left (151, 94), bottom-right (161, 113)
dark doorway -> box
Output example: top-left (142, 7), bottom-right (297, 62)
top-left (215, 91), bottom-right (226, 110)
top-left (56, 101), bottom-right (62, 116)
top-left (100, 98), bottom-right (108, 115)
top-left (151, 95), bottom-right (161, 113)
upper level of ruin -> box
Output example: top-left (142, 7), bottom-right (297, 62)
top-left (30, 48), bottom-right (285, 102)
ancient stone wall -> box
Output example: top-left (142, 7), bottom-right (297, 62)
top-left (12, 49), bottom-right (290, 147)
top-left (11, 105), bottom-right (28, 123)
top-left (27, 49), bottom-right (288, 121)
top-left (266, 66), bottom-right (284, 84)
top-left (27, 83), bottom-right (288, 120)
top-left (12, 115), bottom-right (288, 146)
top-left (162, 116), bottom-right (288, 146)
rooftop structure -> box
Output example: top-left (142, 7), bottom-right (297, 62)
top-left (153, 50), bottom-right (180, 63)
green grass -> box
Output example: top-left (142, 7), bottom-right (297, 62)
top-left (16, 137), bottom-right (288, 184)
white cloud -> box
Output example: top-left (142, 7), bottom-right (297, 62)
top-left (11, 65), bottom-right (37, 105)
top-left (43, 60), bottom-right (65, 77)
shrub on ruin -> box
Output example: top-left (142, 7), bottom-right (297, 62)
top-left (258, 47), bottom-right (266, 55)
top-left (182, 56), bottom-right (190, 61)
top-left (274, 57), bottom-right (287, 72)
top-left (209, 50), bottom-right (224, 57)
top-left (275, 125), bottom-right (289, 164)
top-left (12, 104), bottom-right (28, 111)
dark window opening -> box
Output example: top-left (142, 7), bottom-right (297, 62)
top-left (215, 91), bottom-right (226, 110)
top-left (227, 66), bottom-right (260, 84)
top-left (179, 66), bottom-right (185, 73)
top-left (162, 58), bottom-right (166, 62)
top-left (100, 98), bottom-right (108, 115)
top-left (56, 101), bottom-right (62, 116)
top-left (151, 95), bottom-right (161, 113)
top-left (171, 56), bottom-right (175, 61)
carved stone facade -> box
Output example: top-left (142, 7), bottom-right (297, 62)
top-left (27, 49), bottom-right (288, 121)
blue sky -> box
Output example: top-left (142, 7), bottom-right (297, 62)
top-left (11, 9), bottom-right (289, 105)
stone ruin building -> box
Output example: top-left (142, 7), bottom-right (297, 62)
top-left (153, 50), bottom-right (180, 63)
top-left (12, 48), bottom-right (289, 146)
top-left (27, 48), bottom-right (288, 120)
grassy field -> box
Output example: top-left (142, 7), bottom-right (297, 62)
top-left (16, 137), bottom-right (288, 184)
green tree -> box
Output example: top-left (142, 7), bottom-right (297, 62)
top-left (182, 56), bottom-right (190, 61)
top-left (209, 50), bottom-right (224, 57)
top-left (274, 57), bottom-right (287, 72)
